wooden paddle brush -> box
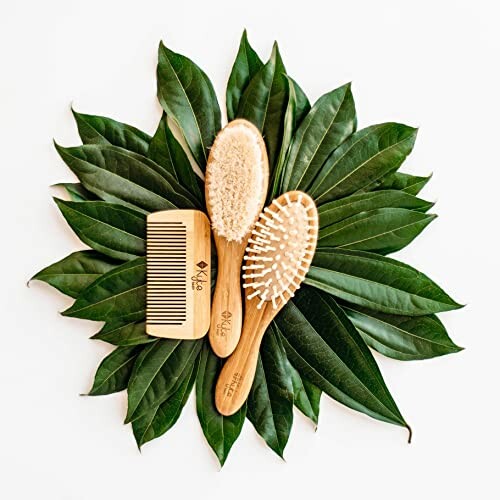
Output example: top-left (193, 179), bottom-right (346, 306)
top-left (205, 119), bottom-right (269, 358)
top-left (215, 191), bottom-right (318, 415)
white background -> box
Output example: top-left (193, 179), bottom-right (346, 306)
top-left (1, 1), bottom-right (499, 498)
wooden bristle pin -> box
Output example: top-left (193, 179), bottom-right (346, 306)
top-left (215, 191), bottom-right (318, 416)
top-left (146, 209), bottom-right (211, 340)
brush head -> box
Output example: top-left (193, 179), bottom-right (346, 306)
top-left (205, 119), bottom-right (269, 242)
top-left (242, 191), bottom-right (318, 311)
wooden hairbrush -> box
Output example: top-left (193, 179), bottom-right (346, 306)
top-left (215, 191), bottom-right (318, 415)
top-left (205, 119), bottom-right (269, 358)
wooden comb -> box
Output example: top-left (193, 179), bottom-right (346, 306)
top-left (215, 191), bottom-right (318, 415)
top-left (146, 209), bottom-right (211, 339)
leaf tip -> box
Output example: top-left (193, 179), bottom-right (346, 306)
top-left (216, 453), bottom-right (227, 468)
top-left (60, 303), bottom-right (76, 317)
top-left (271, 40), bottom-right (280, 59)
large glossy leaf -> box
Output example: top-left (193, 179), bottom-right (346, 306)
top-left (281, 83), bottom-right (357, 192)
top-left (196, 341), bottom-right (246, 467)
top-left (125, 339), bottom-right (201, 423)
top-left (289, 364), bottom-right (321, 425)
top-left (309, 123), bottom-right (418, 204)
top-left (31, 250), bottom-right (118, 298)
top-left (54, 199), bottom-right (146, 261)
top-left (342, 303), bottom-right (463, 361)
top-left (157, 41), bottom-right (221, 168)
top-left (62, 257), bottom-right (146, 321)
top-left (290, 78), bottom-right (311, 129)
top-left (237, 42), bottom-right (288, 171)
top-left (55, 182), bottom-right (98, 202)
top-left (71, 109), bottom-right (151, 155)
top-left (132, 353), bottom-right (199, 448)
top-left (374, 172), bottom-right (432, 195)
top-left (148, 114), bottom-right (203, 204)
top-left (55, 143), bottom-right (197, 213)
top-left (226, 30), bottom-right (263, 122)
top-left (269, 77), bottom-right (301, 199)
top-left (88, 346), bottom-right (141, 396)
top-left (247, 324), bottom-right (294, 458)
top-left (317, 207), bottom-right (436, 254)
top-left (276, 287), bottom-right (408, 430)
top-left (91, 320), bottom-right (155, 346)
top-left (318, 190), bottom-right (433, 228)
top-left (306, 248), bottom-right (463, 315)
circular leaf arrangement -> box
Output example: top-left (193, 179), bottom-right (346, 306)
top-left (33, 31), bottom-right (463, 466)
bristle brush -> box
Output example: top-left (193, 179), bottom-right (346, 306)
top-left (215, 191), bottom-right (318, 416)
top-left (205, 119), bottom-right (269, 358)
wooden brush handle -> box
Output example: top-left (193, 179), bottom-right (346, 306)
top-left (209, 238), bottom-right (246, 358)
top-left (215, 303), bottom-right (271, 415)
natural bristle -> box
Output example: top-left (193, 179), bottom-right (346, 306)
top-left (243, 192), bottom-right (318, 310)
top-left (206, 123), bottom-right (265, 242)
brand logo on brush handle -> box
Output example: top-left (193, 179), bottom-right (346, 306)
top-left (223, 371), bottom-right (242, 398)
top-left (216, 310), bottom-right (232, 337)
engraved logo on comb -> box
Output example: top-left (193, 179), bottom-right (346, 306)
top-left (191, 260), bottom-right (208, 291)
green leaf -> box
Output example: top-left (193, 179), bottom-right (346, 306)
top-left (275, 287), bottom-right (408, 429)
top-left (317, 207), bottom-right (436, 254)
top-left (196, 341), bottom-right (246, 467)
top-left (237, 42), bottom-right (288, 172)
top-left (247, 324), bottom-right (294, 458)
top-left (71, 109), bottom-right (151, 155)
top-left (148, 114), bottom-right (203, 204)
top-left (306, 248), bottom-right (463, 315)
top-left (289, 78), bottom-right (311, 128)
top-left (54, 199), bottom-right (146, 261)
top-left (55, 182), bottom-right (98, 202)
top-left (132, 353), bottom-right (199, 448)
top-left (269, 76), bottom-right (300, 199)
top-left (281, 83), bottom-right (357, 193)
top-left (31, 250), bottom-right (118, 298)
top-left (342, 303), bottom-right (463, 360)
top-left (91, 320), bottom-right (155, 346)
top-left (88, 346), bottom-right (141, 396)
top-left (157, 41), bottom-right (221, 169)
top-left (289, 364), bottom-right (321, 425)
top-left (318, 190), bottom-right (433, 228)
top-left (309, 123), bottom-right (418, 204)
top-left (374, 172), bottom-right (432, 195)
top-left (62, 257), bottom-right (146, 321)
top-left (126, 339), bottom-right (201, 423)
top-left (55, 143), bottom-right (197, 213)
top-left (226, 30), bottom-right (264, 122)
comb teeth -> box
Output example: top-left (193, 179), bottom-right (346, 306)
top-left (147, 221), bottom-right (187, 325)
top-left (243, 191), bottom-right (318, 310)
